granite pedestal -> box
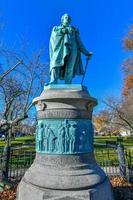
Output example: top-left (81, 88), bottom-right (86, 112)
top-left (17, 85), bottom-right (114, 200)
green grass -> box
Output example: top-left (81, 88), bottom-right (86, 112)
top-left (94, 136), bottom-right (133, 148)
top-left (0, 136), bottom-right (35, 148)
top-left (0, 135), bottom-right (133, 150)
top-left (0, 135), bottom-right (132, 167)
top-left (94, 136), bottom-right (133, 163)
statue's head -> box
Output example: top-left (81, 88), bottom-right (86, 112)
top-left (61, 13), bottom-right (71, 26)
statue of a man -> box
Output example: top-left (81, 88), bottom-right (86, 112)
top-left (49, 13), bottom-right (92, 84)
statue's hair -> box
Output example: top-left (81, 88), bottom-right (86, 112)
top-left (61, 13), bottom-right (71, 24)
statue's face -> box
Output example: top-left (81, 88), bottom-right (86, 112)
top-left (62, 14), bottom-right (71, 26)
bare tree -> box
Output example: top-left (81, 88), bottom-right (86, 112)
top-left (0, 44), bottom-right (49, 180)
top-left (0, 17), bottom-right (49, 180)
top-left (102, 97), bottom-right (133, 135)
top-left (0, 48), bottom-right (48, 132)
top-left (95, 25), bottom-right (133, 136)
top-left (0, 61), bottom-right (23, 82)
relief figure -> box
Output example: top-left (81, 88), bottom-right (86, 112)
top-left (69, 124), bottom-right (77, 153)
top-left (58, 126), bottom-right (66, 153)
top-left (47, 127), bottom-right (57, 152)
top-left (38, 123), bottom-right (44, 151)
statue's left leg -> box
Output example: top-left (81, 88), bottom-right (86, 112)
top-left (50, 68), bottom-right (59, 84)
top-left (64, 50), bottom-right (76, 84)
top-left (64, 65), bottom-right (73, 84)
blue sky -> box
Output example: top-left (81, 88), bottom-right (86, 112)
top-left (0, 0), bottom-right (133, 110)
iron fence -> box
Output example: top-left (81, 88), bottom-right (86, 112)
top-left (0, 144), bottom-right (132, 184)
top-left (0, 147), bottom-right (35, 183)
top-left (125, 150), bottom-right (133, 183)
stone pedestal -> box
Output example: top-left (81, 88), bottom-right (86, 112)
top-left (17, 85), bottom-right (114, 200)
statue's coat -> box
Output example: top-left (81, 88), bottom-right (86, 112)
top-left (49, 25), bottom-right (89, 79)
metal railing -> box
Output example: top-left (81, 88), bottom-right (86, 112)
top-left (0, 144), bottom-right (132, 184)
top-left (0, 147), bottom-right (35, 183)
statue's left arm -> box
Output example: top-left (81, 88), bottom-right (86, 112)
top-left (76, 29), bottom-right (92, 58)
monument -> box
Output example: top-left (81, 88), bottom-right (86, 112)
top-left (17, 14), bottom-right (114, 200)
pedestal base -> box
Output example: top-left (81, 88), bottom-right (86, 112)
top-left (17, 154), bottom-right (114, 200)
top-left (17, 174), bottom-right (113, 200)
top-left (17, 175), bottom-right (114, 200)
top-left (17, 87), bottom-right (114, 200)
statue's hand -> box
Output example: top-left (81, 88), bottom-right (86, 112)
top-left (67, 27), bottom-right (73, 33)
top-left (61, 28), bottom-right (66, 34)
top-left (61, 28), bottom-right (69, 34)
top-left (87, 52), bottom-right (93, 60)
top-left (65, 28), bottom-right (69, 34)
top-left (61, 27), bottom-right (72, 34)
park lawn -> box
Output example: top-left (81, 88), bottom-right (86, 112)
top-left (0, 135), bottom-right (133, 150)
top-left (0, 135), bottom-right (133, 161)
top-left (94, 136), bottom-right (133, 148)
top-left (0, 136), bottom-right (132, 167)
top-left (94, 136), bottom-right (133, 163)
top-left (0, 135), bottom-right (133, 147)
top-left (0, 136), bottom-right (35, 148)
